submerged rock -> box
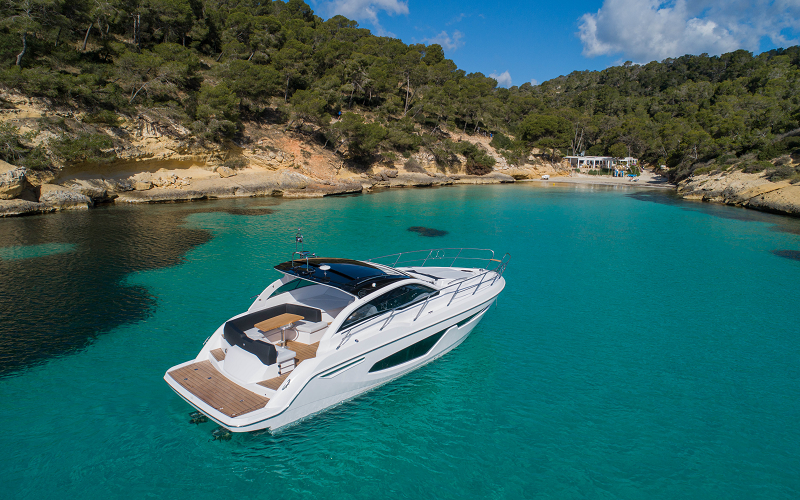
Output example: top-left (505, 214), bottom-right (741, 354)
top-left (772, 249), bottom-right (800, 261)
top-left (408, 226), bottom-right (449, 237)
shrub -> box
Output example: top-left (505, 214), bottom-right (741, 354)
top-left (692, 166), bottom-right (713, 176)
top-left (404, 157), bottom-right (426, 173)
top-left (741, 159), bottom-right (772, 173)
top-left (454, 141), bottom-right (496, 175)
top-left (82, 110), bottom-right (122, 126)
top-left (767, 164), bottom-right (798, 182)
top-left (0, 123), bottom-right (52, 171)
top-left (223, 156), bottom-right (248, 170)
top-left (490, 132), bottom-right (513, 150)
top-left (51, 133), bottom-right (115, 164)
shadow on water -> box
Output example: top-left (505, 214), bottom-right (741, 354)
top-left (628, 190), bottom-right (800, 235)
top-left (772, 250), bottom-right (800, 261)
top-left (0, 204), bottom-right (214, 377)
top-left (407, 226), bottom-right (448, 237)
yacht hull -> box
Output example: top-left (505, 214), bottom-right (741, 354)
top-left (165, 251), bottom-right (508, 433)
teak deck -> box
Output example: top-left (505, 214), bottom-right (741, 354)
top-left (168, 341), bottom-right (322, 417)
top-left (168, 360), bottom-right (269, 418)
top-left (258, 341), bottom-right (320, 391)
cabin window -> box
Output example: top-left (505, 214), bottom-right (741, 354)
top-left (340, 284), bottom-right (438, 330)
top-left (368, 329), bottom-right (446, 372)
top-left (268, 278), bottom-right (316, 298)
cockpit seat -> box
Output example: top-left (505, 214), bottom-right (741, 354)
top-left (294, 320), bottom-right (329, 344)
top-left (223, 304), bottom-right (322, 365)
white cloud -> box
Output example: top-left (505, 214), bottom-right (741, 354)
top-left (530, 78), bottom-right (539, 86)
top-left (317, 0), bottom-right (409, 35)
top-left (447, 13), bottom-right (467, 25)
top-left (422, 30), bottom-right (465, 51)
top-left (490, 70), bottom-right (513, 87)
top-left (578, 0), bottom-right (800, 62)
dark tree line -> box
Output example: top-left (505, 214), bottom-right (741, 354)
top-left (1, 0), bottom-right (799, 182)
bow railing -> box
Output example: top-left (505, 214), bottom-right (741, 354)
top-left (335, 250), bottom-right (509, 350)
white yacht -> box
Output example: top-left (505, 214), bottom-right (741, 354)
top-left (164, 236), bottom-right (509, 432)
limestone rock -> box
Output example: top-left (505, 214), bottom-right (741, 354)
top-left (217, 166), bottom-right (236, 178)
top-left (38, 184), bottom-right (92, 210)
top-left (0, 199), bottom-right (54, 217)
top-left (134, 180), bottom-right (152, 191)
top-left (678, 170), bottom-right (800, 216)
top-left (744, 185), bottom-right (800, 215)
top-left (0, 160), bottom-right (27, 200)
top-left (115, 189), bottom-right (207, 203)
top-left (452, 172), bottom-right (515, 184)
top-left (61, 178), bottom-right (119, 202)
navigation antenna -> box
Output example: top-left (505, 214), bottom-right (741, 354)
top-left (291, 228), bottom-right (316, 272)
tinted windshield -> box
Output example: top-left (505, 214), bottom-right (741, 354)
top-left (340, 284), bottom-right (438, 330)
top-left (268, 278), bottom-right (316, 298)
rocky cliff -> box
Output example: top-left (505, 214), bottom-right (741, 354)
top-left (0, 89), bottom-right (571, 217)
top-left (678, 171), bottom-right (800, 216)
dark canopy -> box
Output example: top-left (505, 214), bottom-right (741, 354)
top-left (274, 258), bottom-right (408, 297)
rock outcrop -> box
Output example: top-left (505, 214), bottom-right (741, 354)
top-left (678, 171), bottom-right (800, 216)
top-left (0, 161), bottom-right (27, 200)
top-left (0, 199), bottom-right (55, 217)
top-left (38, 184), bottom-right (93, 210)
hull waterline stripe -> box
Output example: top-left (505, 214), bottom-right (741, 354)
top-left (225, 296), bottom-right (498, 430)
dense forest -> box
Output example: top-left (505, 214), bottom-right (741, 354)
top-left (1, 0), bottom-right (799, 182)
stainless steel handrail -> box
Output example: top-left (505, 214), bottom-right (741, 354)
top-left (369, 248), bottom-right (496, 270)
top-left (335, 251), bottom-right (510, 350)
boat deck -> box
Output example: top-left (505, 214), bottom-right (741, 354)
top-left (258, 341), bottom-right (320, 390)
top-left (167, 360), bottom-right (270, 418)
top-left (168, 341), bottom-right (321, 417)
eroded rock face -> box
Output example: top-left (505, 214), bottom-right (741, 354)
top-left (0, 161), bottom-right (27, 200)
top-left (678, 171), bottom-right (800, 216)
top-left (38, 184), bottom-right (92, 210)
top-left (61, 178), bottom-right (121, 202)
top-left (0, 199), bottom-right (54, 217)
top-left (115, 189), bottom-right (208, 203)
top-left (451, 172), bottom-right (515, 184)
top-left (745, 184), bottom-right (800, 214)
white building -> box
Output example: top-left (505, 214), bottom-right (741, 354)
top-left (565, 156), bottom-right (614, 169)
top-left (566, 156), bottom-right (639, 170)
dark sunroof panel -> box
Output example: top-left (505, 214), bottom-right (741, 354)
top-left (274, 258), bottom-right (408, 296)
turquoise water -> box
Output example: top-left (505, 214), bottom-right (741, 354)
top-left (2, 184), bottom-right (799, 499)
top-left (0, 242), bottom-right (77, 261)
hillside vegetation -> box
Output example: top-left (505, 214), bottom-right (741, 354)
top-left (1, 0), bottom-right (799, 183)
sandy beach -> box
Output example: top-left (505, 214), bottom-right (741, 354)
top-left (525, 169), bottom-right (675, 190)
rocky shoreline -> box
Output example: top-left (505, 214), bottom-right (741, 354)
top-left (678, 171), bottom-right (800, 216)
top-left (0, 159), bottom-right (517, 217)
top-left (1, 90), bottom-right (798, 219)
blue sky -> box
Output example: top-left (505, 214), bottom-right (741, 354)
top-left (309, 0), bottom-right (800, 87)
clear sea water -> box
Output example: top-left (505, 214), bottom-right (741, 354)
top-left (1, 183), bottom-right (799, 499)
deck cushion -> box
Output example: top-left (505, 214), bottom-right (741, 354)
top-left (223, 304), bottom-right (322, 365)
top-left (295, 320), bottom-right (328, 333)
